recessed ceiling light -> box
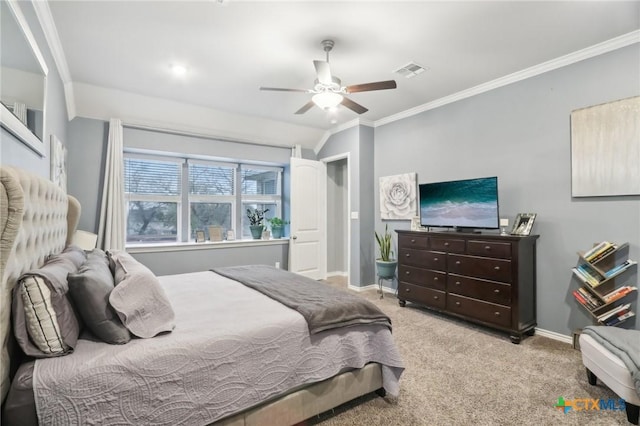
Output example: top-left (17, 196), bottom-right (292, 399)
top-left (170, 64), bottom-right (188, 77)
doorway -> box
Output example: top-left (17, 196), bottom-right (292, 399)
top-left (324, 155), bottom-right (349, 286)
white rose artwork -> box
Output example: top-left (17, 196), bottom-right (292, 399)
top-left (379, 173), bottom-right (417, 220)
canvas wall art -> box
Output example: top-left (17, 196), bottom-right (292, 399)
top-left (571, 96), bottom-right (639, 197)
top-left (50, 135), bottom-right (67, 192)
top-left (379, 172), bottom-right (417, 220)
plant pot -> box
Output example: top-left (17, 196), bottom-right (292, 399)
top-left (250, 225), bottom-right (264, 239)
top-left (376, 259), bottom-right (397, 279)
top-left (271, 225), bottom-right (284, 239)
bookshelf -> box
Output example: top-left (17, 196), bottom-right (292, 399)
top-left (572, 241), bottom-right (637, 327)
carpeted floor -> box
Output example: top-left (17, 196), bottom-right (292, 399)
top-left (313, 277), bottom-right (631, 425)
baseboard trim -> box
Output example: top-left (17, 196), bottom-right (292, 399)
top-left (346, 283), bottom-right (575, 344)
top-left (326, 271), bottom-right (347, 278)
top-left (533, 328), bottom-right (572, 345)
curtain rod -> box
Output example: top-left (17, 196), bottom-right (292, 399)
top-left (122, 122), bottom-right (295, 151)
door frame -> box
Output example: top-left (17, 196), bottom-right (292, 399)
top-left (321, 153), bottom-right (351, 286)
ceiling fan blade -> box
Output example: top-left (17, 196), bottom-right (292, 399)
top-left (260, 86), bottom-right (310, 93)
top-left (341, 97), bottom-right (368, 114)
top-left (295, 100), bottom-right (316, 115)
top-left (313, 60), bottom-right (333, 85)
top-left (345, 80), bottom-right (397, 93)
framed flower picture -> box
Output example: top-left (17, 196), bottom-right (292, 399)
top-left (379, 173), bottom-right (417, 220)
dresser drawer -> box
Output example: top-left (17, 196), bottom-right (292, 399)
top-left (398, 282), bottom-right (446, 309)
top-left (399, 265), bottom-right (446, 290)
top-left (430, 237), bottom-right (465, 253)
top-left (398, 233), bottom-right (429, 249)
top-left (468, 240), bottom-right (512, 259)
top-left (448, 254), bottom-right (512, 283)
top-left (399, 248), bottom-right (446, 270)
top-left (447, 294), bottom-right (511, 328)
top-left (447, 274), bottom-right (511, 306)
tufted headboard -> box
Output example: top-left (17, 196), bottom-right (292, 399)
top-left (0, 166), bottom-right (80, 403)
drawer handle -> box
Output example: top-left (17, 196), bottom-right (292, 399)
top-left (485, 245), bottom-right (491, 250)
top-left (444, 242), bottom-right (449, 246)
top-left (455, 281), bottom-right (461, 286)
top-left (455, 301), bottom-right (461, 306)
top-left (405, 253), bottom-right (411, 257)
top-left (433, 277), bottom-right (438, 281)
top-left (494, 266), bottom-right (500, 270)
top-left (433, 295), bottom-right (439, 300)
top-left (494, 312), bottom-right (501, 317)
top-left (405, 288), bottom-right (410, 293)
top-left (411, 239), bottom-right (416, 243)
top-left (405, 271), bottom-right (410, 275)
top-left (455, 261), bottom-right (461, 265)
top-left (494, 289), bottom-right (500, 294)
top-left (433, 257), bottom-right (439, 261)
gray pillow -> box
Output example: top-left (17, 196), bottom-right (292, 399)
top-left (108, 251), bottom-right (175, 338)
top-left (13, 245), bottom-right (86, 358)
top-left (68, 249), bottom-right (131, 344)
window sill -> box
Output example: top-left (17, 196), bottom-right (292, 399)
top-left (127, 238), bottom-right (289, 254)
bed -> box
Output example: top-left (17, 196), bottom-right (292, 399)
top-left (0, 165), bottom-right (404, 425)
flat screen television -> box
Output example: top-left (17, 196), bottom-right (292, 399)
top-left (419, 176), bottom-right (499, 231)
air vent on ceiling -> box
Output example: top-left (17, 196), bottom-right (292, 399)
top-left (393, 62), bottom-right (427, 79)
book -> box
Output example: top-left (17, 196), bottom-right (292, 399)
top-left (604, 311), bottom-right (635, 326)
top-left (583, 241), bottom-right (614, 261)
top-left (597, 303), bottom-right (631, 322)
top-left (602, 286), bottom-right (637, 303)
top-left (588, 245), bottom-right (617, 263)
top-left (572, 291), bottom-right (590, 308)
top-left (577, 287), bottom-right (603, 308)
top-left (603, 260), bottom-right (636, 278)
top-left (572, 267), bottom-right (601, 287)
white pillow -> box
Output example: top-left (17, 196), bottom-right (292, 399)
top-left (108, 251), bottom-right (175, 338)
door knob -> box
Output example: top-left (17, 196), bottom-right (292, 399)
top-left (292, 235), bottom-right (298, 240)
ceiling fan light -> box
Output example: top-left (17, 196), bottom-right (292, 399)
top-left (312, 92), bottom-right (343, 109)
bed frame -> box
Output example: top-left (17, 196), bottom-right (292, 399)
top-left (0, 165), bottom-right (384, 425)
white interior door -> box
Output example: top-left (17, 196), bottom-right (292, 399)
top-left (289, 157), bottom-right (326, 279)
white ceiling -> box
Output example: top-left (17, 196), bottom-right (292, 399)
top-left (46, 1), bottom-right (640, 149)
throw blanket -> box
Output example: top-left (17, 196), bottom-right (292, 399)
top-left (582, 326), bottom-right (640, 397)
top-left (212, 265), bottom-right (392, 334)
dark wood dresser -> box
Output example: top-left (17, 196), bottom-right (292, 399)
top-left (396, 230), bottom-right (539, 343)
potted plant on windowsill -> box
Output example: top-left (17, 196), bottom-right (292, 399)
top-left (268, 217), bottom-right (289, 239)
top-left (246, 208), bottom-right (269, 239)
top-left (375, 224), bottom-right (397, 279)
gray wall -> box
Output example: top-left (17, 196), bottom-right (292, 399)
top-left (374, 44), bottom-right (640, 335)
top-left (327, 158), bottom-right (348, 275)
top-left (1, 1), bottom-right (68, 176)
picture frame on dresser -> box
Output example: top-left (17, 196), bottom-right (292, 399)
top-left (511, 213), bottom-right (536, 236)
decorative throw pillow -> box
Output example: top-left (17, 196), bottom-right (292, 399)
top-left (67, 249), bottom-right (131, 344)
top-left (13, 245), bottom-right (86, 357)
top-left (108, 251), bottom-right (175, 338)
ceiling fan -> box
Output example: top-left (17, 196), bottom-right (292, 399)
top-left (260, 39), bottom-right (397, 115)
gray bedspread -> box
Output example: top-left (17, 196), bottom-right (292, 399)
top-left (582, 326), bottom-right (640, 397)
top-left (213, 265), bottom-right (392, 334)
top-left (33, 271), bottom-right (404, 425)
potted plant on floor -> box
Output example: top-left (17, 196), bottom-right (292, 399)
top-left (268, 217), bottom-right (289, 239)
top-left (375, 224), bottom-right (397, 279)
top-left (246, 207), bottom-right (269, 239)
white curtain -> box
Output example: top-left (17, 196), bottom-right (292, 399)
top-left (97, 118), bottom-right (125, 251)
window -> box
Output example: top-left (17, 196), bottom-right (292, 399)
top-left (241, 166), bottom-right (282, 237)
top-left (189, 161), bottom-right (235, 240)
top-left (124, 156), bottom-right (182, 244)
top-left (124, 153), bottom-right (283, 245)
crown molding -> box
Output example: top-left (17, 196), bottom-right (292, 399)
top-left (375, 30), bottom-right (640, 128)
top-left (32, 0), bottom-right (75, 119)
